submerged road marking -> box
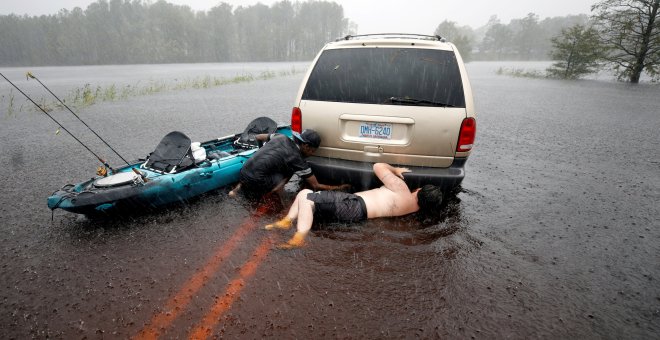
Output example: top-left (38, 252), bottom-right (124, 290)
top-left (134, 204), bottom-right (271, 340)
top-left (188, 237), bottom-right (272, 339)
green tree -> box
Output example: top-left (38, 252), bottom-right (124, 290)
top-left (294, 1), bottom-right (347, 59)
top-left (536, 14), bottom-right (590, 60)
top-left (268, 1), bottom-right (295, 60)
top-left (234, 3), bottom-right (271, 61)
top-left (204, 3), bottom-right (236, 62)
top-left (0, 0), bottom-right (351, 65)
top-left (434, 20), bottom-right (474, 61)
top-left (591, 0), bottom-right (660, 82)
top-left (546, 24), bottom-right (605, 79)
top-left (512, 13), bottom-right (542, 59)
top-left (480, 19), bottom-right (513, 60)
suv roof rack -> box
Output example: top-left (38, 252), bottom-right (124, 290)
top-left (336, 33), bottom-right (446, 42)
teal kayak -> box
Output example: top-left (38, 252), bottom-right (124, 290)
top-left (47, 118), bottom-right (290, 215)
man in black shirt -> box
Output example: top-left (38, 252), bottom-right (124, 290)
top-left (229, 129), bottom-right (348, 198)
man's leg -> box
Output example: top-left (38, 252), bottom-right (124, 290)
top-left (277, 191), bottom-right (316, 249)
top-left (265, 189), bottom-right (312, 230)
top-left (269, 176), bottom-right (291, 208)
top-left (269, 176), bottom-right (289, 196)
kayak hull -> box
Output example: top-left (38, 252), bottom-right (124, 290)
top-left (48, 125), bottom-right (292, 215)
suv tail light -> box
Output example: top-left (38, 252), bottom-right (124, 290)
top-left (456, 117), bottom-right (476, 152)
top-left (291, 107), bottom-right (302, 132)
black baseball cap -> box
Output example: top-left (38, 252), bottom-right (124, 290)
top-left (292, 129), bottom-right (321, 148)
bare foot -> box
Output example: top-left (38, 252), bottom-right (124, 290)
top-left (276, 232), bottom-right (305, 249)
top-left (228, 183), bottom-right (241, 197)
top-left (264, 217), bottom-right (293, 230)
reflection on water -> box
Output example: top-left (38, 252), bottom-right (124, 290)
top-left (311, 190), bottom-right (469, 259)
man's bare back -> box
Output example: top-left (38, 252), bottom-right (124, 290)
top-left (356, 186), bottom-right (419, 219)
top-left (354, 163), bottom-right (420, 218)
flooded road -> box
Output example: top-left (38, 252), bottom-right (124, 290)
top-left (1, 62), bottom-right (659, 339)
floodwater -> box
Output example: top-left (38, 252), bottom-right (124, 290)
top-left (0, 61), bottom-right (659, 339)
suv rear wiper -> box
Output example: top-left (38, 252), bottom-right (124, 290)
top-left (388, 96), bottom-right (455, 107)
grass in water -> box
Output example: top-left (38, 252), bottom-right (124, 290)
top-left (3, 66), bottom-right (303, 114)
top-left (496, 67), bottom-right (546, 79)
top-left (1, 88), bottom-right (16, 117)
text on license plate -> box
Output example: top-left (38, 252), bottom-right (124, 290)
top-left (359, 122), bottom-right (392, 139)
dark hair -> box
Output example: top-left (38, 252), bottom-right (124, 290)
top-left (417, 185), bottom-right (443, 211)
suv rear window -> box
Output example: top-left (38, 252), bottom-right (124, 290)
top-left (302, 47), bottom-right (465, 108)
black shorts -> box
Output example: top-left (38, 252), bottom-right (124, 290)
top-left (240, 172), bottom-right (285, 198)
top-left (307, 191), bottom-right (367, 222)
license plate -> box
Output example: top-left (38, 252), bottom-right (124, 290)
top-left (359, 122), bottom-right (392, 140)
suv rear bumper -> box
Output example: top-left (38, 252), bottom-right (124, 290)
top-left (306, 156), bottom-right (467, 192)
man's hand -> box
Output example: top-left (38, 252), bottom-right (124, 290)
top-left (228, 183), bottom-right (241, 197)
top-left (305, 175), bottom-right (351, 192)
top-left (394, 167), bottom-right (411, 179)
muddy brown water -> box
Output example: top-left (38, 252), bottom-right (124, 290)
top-left (1, 62), bottom-right (659, 339)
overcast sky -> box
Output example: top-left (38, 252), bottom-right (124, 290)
top-left (2, 0), bottom-right (596, 33)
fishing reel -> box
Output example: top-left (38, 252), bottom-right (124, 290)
top-left (96, 166), bottom-right (108, 177)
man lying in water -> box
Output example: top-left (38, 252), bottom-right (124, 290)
top-left (265, 162), bottom-right (444, 249)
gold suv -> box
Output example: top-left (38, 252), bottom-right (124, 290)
top-left (291, 33), bottom-right (476, 192)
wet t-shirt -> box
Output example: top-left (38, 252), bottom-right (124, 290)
top-left (239, 134), bottom-right (312, 192)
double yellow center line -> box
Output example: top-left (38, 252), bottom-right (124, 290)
top-left (134, 203), bottom-right (275, 340)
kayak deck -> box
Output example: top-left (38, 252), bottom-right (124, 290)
top-left (48, 125), bottom-right (292, 215)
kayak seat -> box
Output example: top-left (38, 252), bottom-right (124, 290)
top-left (144, 131), bottom-right (195, 173)
top-left (234, 116), bottom-right (278, 149)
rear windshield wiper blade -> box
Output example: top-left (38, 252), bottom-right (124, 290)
top-left (388, 96), bottom-right (455, 107)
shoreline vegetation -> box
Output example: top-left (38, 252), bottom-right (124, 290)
top-left (496, 67), bottom-right (548, 79)
top-left (1, 67), bottom-right (301, 117)
top-left (3, 62), bottom-right (656, 118)
top-left (496, 66), bottom-right (658, 83)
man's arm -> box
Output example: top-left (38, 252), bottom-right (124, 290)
top-left (254, 133), bottom-right (271, 142)
top-left (304, 175), bottom-right (351, 192)
top-left (373, 163), bottom-right (411, 193)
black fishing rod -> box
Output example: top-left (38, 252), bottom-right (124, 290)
top-left (0, 72), bottom-right (116, 172)
top-left (26, 72), bottom-right (129, 165)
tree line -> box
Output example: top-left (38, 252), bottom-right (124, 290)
top-left (1, 1), bottom-right (589, 67)
top-left (436, 0), bottom-right (659, 83)
top-left (0, 0), bottom-right (352, 66)
top-left (2, 0), bottom-right (657, 82)
top-left (435, 13), bottom-right (591, 62)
